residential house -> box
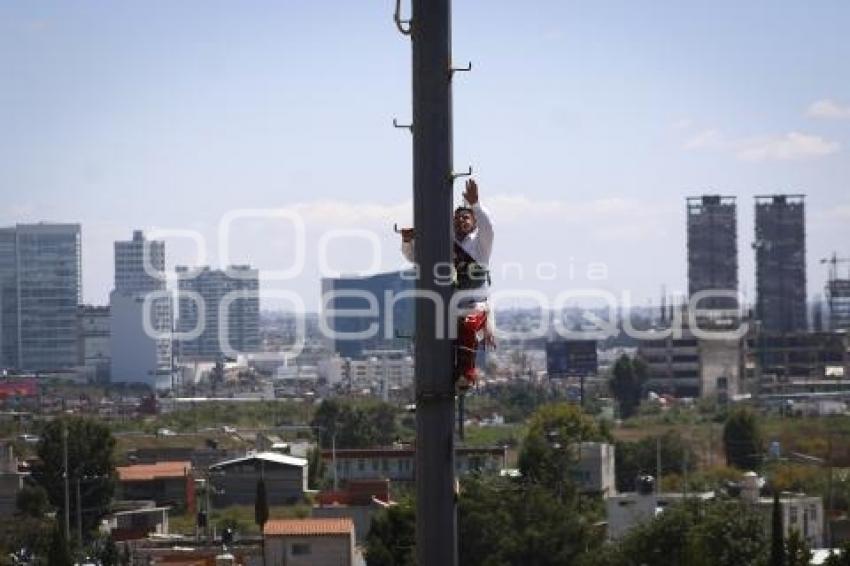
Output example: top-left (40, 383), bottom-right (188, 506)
top-left (116, 461), bottom-right (194, 510)
top-left (209, 452), bottom-right (308, 507)
top-left (321, 446), bottom-right (505, 483)
top-left (313, 479), bottom-right (392, 543)
top-left (264, 518), bottom-right (356, 566)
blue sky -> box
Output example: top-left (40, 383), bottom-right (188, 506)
top-left (1, 0), bottom-right (848, 310)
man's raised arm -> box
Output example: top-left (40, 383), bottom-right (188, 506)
top-left (464, 179), bottom-right (494, 263)
top-left (400, 228), bottom-right (415, 263)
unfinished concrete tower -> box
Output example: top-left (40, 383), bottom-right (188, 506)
top-left (754, 195), bottom-right (807, 333)
top-left (687, 195), bottom-right (738, 311)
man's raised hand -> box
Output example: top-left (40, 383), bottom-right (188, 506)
top-left (463, 178), bottom-right (479, 206)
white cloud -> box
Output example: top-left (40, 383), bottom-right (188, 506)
top-left (683, 129), bottom-right (724, 150)
top-left (735, 132), bottom-right (839, 162)
top-left (819, 204), bottom-right (850, 222)
top-left (684, 129), bottom-right (839, 162)
top-left (279, 194), bottom-right (673, 247)
top-left (671, 118), bottom-right (693, 131)
top-left (806, 99), bottom-right (850, 120)
top-left (289, 199), bottom-right (411, 227)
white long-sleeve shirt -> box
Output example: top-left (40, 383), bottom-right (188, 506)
top-left (401, 202), bottom-right (494, 266)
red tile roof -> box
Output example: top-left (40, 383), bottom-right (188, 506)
top-left (317, 479), bottom-right (391, 506)
top-left (263, 518), bottom-right (354, 537)
top-left (117, 461), bottom-right (191, 482)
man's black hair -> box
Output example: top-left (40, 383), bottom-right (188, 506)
top-left (454, 206), bottom-right (473, 216)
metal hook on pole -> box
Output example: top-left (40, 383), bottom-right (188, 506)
top-left (450, 61), bottom-right (473, 76)
top-left (394, 0), bottom-right (412, 36)
top-left (451, 166), bottom-right (473, 181)
top-left (393, 118), bottom-right (413, 133)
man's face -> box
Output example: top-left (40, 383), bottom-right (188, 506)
top-left (454, 210), bottom-right (476, 237)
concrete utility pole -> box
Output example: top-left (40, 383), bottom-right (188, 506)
top-left (63, 423), bottom-right (70, 542)
top-left (76, 477), bottom-right (83, 546)
top-left (405, 0), bottom-right (458, 563)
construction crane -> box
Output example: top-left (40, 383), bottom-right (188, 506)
top-left (820, 253), bottom-right (850, 331)
top-left (820, 253), bottom-right (850, 281)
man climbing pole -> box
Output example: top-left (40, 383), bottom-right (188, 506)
top-left (400, 178), bottom-right (494, 392)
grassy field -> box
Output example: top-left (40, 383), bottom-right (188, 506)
top-left (115, 400), bottom-right (316, 434)
top-left (461, 423), bottom-right (525, 448)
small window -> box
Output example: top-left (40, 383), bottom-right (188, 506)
top-left (291, 543), bottom-right (311, 556)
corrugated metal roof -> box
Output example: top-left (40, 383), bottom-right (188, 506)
top-left (209, 451), bottom-right (307, 470)
top-left (264, 518), bottom-right (354, 536)
top-left (117, 461), bottom-right (191, 482)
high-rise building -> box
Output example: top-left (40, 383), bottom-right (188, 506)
top-left (0, 228), bottom-right (18, 369)
top-left (823, 254), bottom-right (850, 332)
top-left (0, 223), bottom-right (81, 371)
top-left (637, 326), bottom-right (743, 399)
top-left (110, 230), bottom-right (172, 388)
top-left (176, 266), bottom-right (259, 360)
top-left (78, 305), bottom-right (111, 382)
top-left (687, 195), bottom-right (738, 311)
top-left (114, 229), bottom-right (165, 294)
top-left (110, 291), bottom-right (173, 389)
top-left (826, 278), bottom-right (850, 331)
top-left (754, 195), bottom-right (807, 333)
top-left (320, 270), bottom-right (415, 359)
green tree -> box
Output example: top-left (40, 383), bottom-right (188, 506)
top-left (307, 446), bottom-right (327, 490)
top-left (615, 501), bottom-right (699, 566)
top-left (785, 529), bottom-right (812, 566)
top-left (615, 432), bottom-right (698, 492)
top-left (46, 521), bottom-right (73, 566)
top-left (770, 491), bottom-right (785, 566)
top-left (458, 475), bottom-right (596, 566)
top-left (476, 381), bottom-right (569, 423)
top-left (254, 478), bottom-right (269, 529)
top-left (609, 355), bottom-right (646, 419)
top-left (365, 498), bottom-right (416, 566)
top-left (518, 403), bottom-right (610, 496)
top-left (723, 407), bottom-right (763, 470)
top-left (311, 399), bottom-right (400, 449)
top-left (591, 500), bottom-right (768, 566)
top-left (688, 501), bottom-right (768, 566)
top-left (31, 417), bottom-right (117, 537)
top-left (0, 516), bottom-right (53, 563)
top-left (15, 483), bottom-right (50, 518)
top-left (98, 535), bottom-right (120, 566)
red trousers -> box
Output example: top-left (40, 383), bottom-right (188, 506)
top-left (456, 308), bottom-right (488, 383)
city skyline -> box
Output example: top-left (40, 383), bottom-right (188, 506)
top-left (1, 1), bottom-right (848, 310)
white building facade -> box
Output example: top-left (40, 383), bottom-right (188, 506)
top-left (110, 230), bottom-right (172, 389)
